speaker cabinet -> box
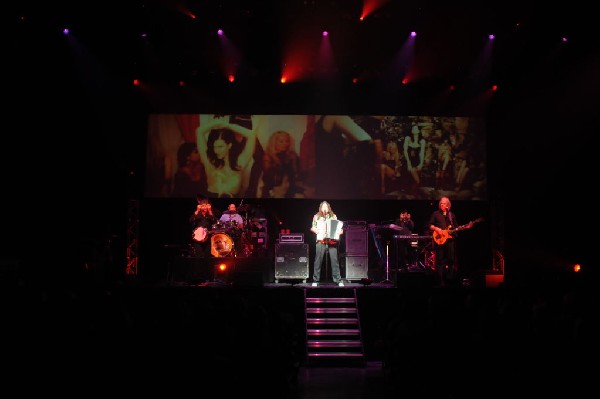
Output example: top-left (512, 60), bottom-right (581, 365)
top-left (344, 256), bottom-right (368, 280)
top-left (345, 228), bottom-right (368, 255)
top-left (274, 243), bottom-right (309, 282)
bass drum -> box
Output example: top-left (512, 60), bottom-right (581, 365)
top-left (192, 226), bottom-right (208, 243)
top-left (211, 233), bottom-right (234, 258)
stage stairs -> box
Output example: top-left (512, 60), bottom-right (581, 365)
top-left (303, 287), bottom-right (366, 366)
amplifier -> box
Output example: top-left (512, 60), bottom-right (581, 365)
top-left (344, 220), bottom-right (367, 231)
top-left (345, 228), bottom-right (368, 255)
top-left (274, 243), bottom-right (309, 282)
top-left (279, 233), bottom-right (304, 243)
top-left (344, 256), bottom-right (369, 280)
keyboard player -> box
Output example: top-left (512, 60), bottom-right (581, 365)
top-left (393, 209), bottom-right (416, 269)
top-left (370, 209), bottom-right (416, 271)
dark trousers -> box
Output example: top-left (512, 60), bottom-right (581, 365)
top-left (312, 242), bottom-right (342, 283)
top-left (434, 241), bottom-right (456, 286)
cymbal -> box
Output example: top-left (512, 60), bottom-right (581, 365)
top-left (238, 204), bottom-right (251, 212)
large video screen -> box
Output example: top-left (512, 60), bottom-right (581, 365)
top-left (144, 114), bottom-right (486, 200)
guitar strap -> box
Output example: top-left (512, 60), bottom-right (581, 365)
top-left (447, 211), bottom-right (455, 226)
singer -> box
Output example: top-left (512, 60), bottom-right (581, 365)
top-left (310, 201), bottom-right (344, 287)
top-left (428, 196), bottom-right (472, 287)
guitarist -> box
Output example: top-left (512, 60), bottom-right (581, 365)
top-left (428, 197), bottom-right (472, 287)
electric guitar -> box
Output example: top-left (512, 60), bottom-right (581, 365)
top-left (432, 217), bottom-right (483, 245)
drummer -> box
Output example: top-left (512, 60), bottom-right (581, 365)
top-left (219, 203), bottom-right (246, 255)
top-left (219, 203), bottom-right (245, 229)
top-left (189, 196), bottom-right (219, 258)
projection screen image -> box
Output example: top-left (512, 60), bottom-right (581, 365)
top-left (144, 114), bottom-right (486, 200)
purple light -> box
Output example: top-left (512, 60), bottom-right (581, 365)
top-left (322, 31), bottom-right (328, 37)
top-left (410, 31), bottom-right (416, 37)
top-left (562, 37), bottom-right (568, 42)
top-left (489, 34), bottom-right (495, 40)
top-left (62, 28), bottom-right (69, 35)
top-left (217, 29), bottom-right (223, 36)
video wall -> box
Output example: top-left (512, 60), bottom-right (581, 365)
top-left (144, 114), bottom-right (487, 200)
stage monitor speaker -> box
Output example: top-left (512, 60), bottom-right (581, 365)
top-left (344, 256), bottom-right (368, 280)
top-left (345, 229), bottom-right (367, 255)
top-left (274, 243), bottom-right (309, 282)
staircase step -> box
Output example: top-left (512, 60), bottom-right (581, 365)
top-left (306, 308), bottom-right (357, 314)
top-left (308, 352), bottom-right (364, 358)
top-left (306, 297), bottom-right (356, 303)
top-left (307, 340), bottom-right (363, 347)
top-left (307, 328), bottom-right (361, 335)
top-left (306, 317), bottom-right (359, 324)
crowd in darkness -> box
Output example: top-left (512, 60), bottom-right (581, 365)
top-left (2, 273), bottom-right (596, 395)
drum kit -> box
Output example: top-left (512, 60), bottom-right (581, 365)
top-left (192, 203), bottom-right (257, 258)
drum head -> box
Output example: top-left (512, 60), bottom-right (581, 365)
top-left (192, 227), bottom-right (208, 243)
top-left (211, 233), bottom-right (234, 257)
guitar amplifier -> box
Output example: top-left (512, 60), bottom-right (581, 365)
top-left (279, 233), bottom-right (304, 243)
top-left (344, 256), bottom-right (369, 280)
top-left (344, 220), bottom-right (367, 230)
top-left (274, 243), bottom-right (309, 282)
top-left (345, 228), bottom-right (368, 255)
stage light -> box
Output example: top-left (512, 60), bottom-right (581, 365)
top-left (401, 78), bottom-right (409, 85)
top-left (489, 34), bottom-right (495, 40)
top-left (133, 79), bottom-right (140, 86)
top-left (228, 74), bottom-right (235, 83)
top-left (179, 81), bottom-right (185, 87)
top-left (322, 31), bottom-right (329, 37)
top-left (62, 28), bottom-right (69, 35)
top-left (217, 29), bottom-right (223, 36)
top-left (217, 262), bottom-right (228, 272)
top-left (573, 263), bottom-right (581, 273)
top-left (410, 31), bottom-right (416, 37)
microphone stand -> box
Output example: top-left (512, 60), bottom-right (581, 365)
top-left (380, 240), bottom-right (393, 284)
